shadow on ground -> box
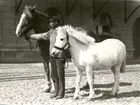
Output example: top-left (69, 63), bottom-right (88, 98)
top-left (94, 90), bottom-right (140, 100)
top-left (0, 75), bottom-right (45, 82)
top-left (66, 82), bottom-right (140, 100)
top-left (66, 82), bottom-right (132, 94)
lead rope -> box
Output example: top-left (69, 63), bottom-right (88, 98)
top-left (64, 50), bottom-right (70, 69)
top-left (64, 58), bottom-right (69, 69)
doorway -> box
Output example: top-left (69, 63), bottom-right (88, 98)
top-left (133, 17), bottom-right (140, 58)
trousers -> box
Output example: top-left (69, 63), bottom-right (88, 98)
top-left (50, 58), bottom-right (65, 97)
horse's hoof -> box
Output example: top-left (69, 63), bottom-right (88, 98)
top-left (87, 98), bottom-right (94, 101)
top-left (50, 86), bottom-right (55, 93)
top-left (87, 96), bottom-right (94, 101)
top-left (44, 88), bottom-right (51, 93)
top-left (73, 96), bottom-right (79, 100)
top-left (115, 93), bottom-right (118, 98)
top-left (109, 92), bottom-right (118, 97)
top-left (81, 84), bottom-right (89, 90)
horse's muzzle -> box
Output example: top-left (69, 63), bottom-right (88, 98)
top-left (16, 31), bottom-right (23, 38)
top-left (51, 51), bottom-right (59, 58)
top-left (51, 50), bottom-right (65, 60)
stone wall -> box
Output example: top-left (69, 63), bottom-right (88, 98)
top-left (0, 0), bottom-right (139, 62)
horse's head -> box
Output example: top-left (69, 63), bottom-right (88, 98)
top-left (15, 5), bottom-right (36, 38)
top-left (51, 27), bottom-right (70, 58)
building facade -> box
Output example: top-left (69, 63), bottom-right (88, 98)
top-left (0, 0), bottom-right (139, 62)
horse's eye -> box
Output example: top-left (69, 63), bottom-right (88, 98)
top-left (60, 38), bottom-right (64, 41)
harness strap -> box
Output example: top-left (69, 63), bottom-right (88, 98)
top-left (53, 31), bottom-right (70, 51)
top-left (54, 43), bottom-right (70, 51)
top-left (50, 56), bottom-right (65, 60)
top-left (64, 51), bottom-right (69, 69)
top-left (51, 30), bottom-right (70, 69)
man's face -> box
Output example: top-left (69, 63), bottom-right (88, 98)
top-left (49, 21), bottom-right (58, 28)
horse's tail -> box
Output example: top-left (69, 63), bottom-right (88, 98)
top-left (120, 57), bottom-right (126, 73)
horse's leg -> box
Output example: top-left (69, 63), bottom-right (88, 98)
top-left (110, 64), bottom-right (121, 97)
top-left (43, 58), bottom-right (51, 93)
top-left (37, 44), bottom-right (51, 92)
top-left (86, 66), bottom-right (94, 101)
top-left (82, 73), bottom-right (94, 89)
top-left (74, 67), bottom-right (82, 100)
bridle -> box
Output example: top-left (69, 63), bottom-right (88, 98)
top-left (53, 32), bottom-right (70, 52)
top-left (20, 9), bottom-right (50, 50)
top-left (19, 24), bottom-right (32, 38)
top-left (51, 31), bottom-right (70, 69)
top-left (21, 9), bottom-right (51, 40)
top-left (19, 13), bottom-right (34, 50)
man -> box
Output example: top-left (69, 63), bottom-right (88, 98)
top-left (49, 14), bottom-right (66, 99)
top-left (27, 8), bottom-right (66, 99)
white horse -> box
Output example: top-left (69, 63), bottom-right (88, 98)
top-left (51, 25), bottom-right (127, 100)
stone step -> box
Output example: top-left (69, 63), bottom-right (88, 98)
top-left (127, 59), bottom-right (140, 64)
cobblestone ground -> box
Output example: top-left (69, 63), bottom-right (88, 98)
top-left (0, 63), bottom-right (140, 105)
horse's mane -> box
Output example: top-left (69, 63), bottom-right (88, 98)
top-left (58, 25), bottom-right (95, 45)
top-left (34, 10), bottom-right (49, 19)
top-left (23, 5), bottom-right (49, 19)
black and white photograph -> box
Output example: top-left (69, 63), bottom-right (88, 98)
top-left (0, 0), bottom-right (140, 105)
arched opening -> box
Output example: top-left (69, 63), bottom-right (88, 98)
top-left (96, 12), bottom-right (115, 41)
top-left (132, 17), bottom-right (140, 58)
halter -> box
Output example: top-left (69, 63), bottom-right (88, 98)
top-left (20, 24), bottom-right (32, 38)
top-left (51, 31), bottom-right (70, 69)
top-left (21, 8), bottom-right (49, 50)
top-left (53, 32), bottom-right (70, 51)
top-left (17, 9), bottom-right (34, 38)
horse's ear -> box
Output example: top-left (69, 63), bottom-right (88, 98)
top-left (65, 29), bottom-right (69, 37)
top-left (28, 5), bottom-right (36, 12)
top-left (65, 29), bottom-right (70, 35)
top-left (23, 5), bottom-right (32, 19)
top-left (32, 5), bottom-right (36, 9)
top-left (24, 6), bottom-right (33, 19)
top-left (31, 5), bottom-right (36, 12)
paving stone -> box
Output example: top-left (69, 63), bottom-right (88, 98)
top-left (0, 63), bottom-right (140, 105)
